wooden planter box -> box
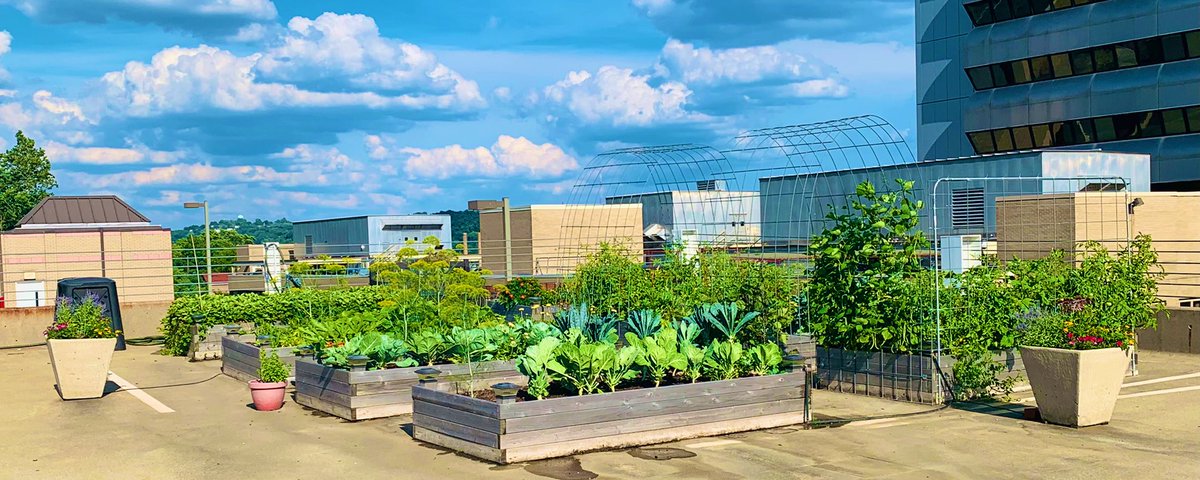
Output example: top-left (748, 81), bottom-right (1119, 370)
top-left (220, 336), bottom-right (298, 383)
top-left (412, 370), bottom-right (812, 464)
top-left (294, 358), bottom-right (524, 421)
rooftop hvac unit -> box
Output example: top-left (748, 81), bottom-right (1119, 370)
top-left (940, 234), bottom-right (983, 274)
top-left (696, 179), bottom-right (726, 191)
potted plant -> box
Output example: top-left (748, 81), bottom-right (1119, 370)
top-left (1019, 237), bottom-right (1164, 427)
top-left (46, 296), bottom-right (120, 400)
top-left (250, 350), bottom-right (290, 411)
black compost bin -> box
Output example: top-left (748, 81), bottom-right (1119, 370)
top-left (56, 278), bottom-right (126, 350)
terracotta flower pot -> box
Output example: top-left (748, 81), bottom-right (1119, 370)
top-left (47, 338), bottom-right (117, 400)
top-left (249, 380), bottom-right (288, 411)
top-left (1020, 346), bottom-right (1127, 427)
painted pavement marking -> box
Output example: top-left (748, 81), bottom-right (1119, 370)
top-left (108, 371), bottom-right (175, 414)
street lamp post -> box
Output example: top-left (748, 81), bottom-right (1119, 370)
top-left (183, 201), bottom-right (212, 295)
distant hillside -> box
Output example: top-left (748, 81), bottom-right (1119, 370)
top-left (171, 218), bottom-right (293, 243)
top-left (171, 211), bottom-right (479, 245)
top-left (416, 209), bottom-right (479, 244)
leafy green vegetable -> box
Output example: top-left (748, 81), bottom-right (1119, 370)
top-left (257, 350), bottom-right (290, 383)
top-left (625, 309), bottom-right (662, 338)
top-left (517, 337), bottom-right (563, 400)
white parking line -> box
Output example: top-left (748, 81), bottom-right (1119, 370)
top-left (108, 372), bottom-right (175, 414)
top-left (683, 439), bottom-right (742, 449)
top-left (1118, 385), bottom-right (1200, 399)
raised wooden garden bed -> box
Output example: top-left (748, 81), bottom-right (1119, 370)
top-left (220, 335), bottom-right (298, 383)
top-left (294, 358), bottom-right (524, 421)
top-left (411, 370), bottom-right (813, 464)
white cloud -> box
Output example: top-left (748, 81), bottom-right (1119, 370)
top-left (74, 162), bottom-right (327, 188)
top-left (364, 134), bottom-right (389, 160)
top-left (789, 78), bottom-right (849, 98)
top-left (539, 66), bottom-right (699, 127)
top-left (0, 0), bottom-right (277, 37)
top-left (658, 39), bottom-right (826, 86)
top-left (271, 143), bottom-right (352, 170)
top-left (401, 135), bottom-right (578, 179)
top-left (32, 90), bottom-right (91, 124)
top-left (43, 140), bottom-right (183, 165)
top-left (0, 31), bottom-right (11, 83)
top-left (255, 13), bottom-right (483, 106)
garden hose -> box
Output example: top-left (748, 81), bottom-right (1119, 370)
top-left (124, 336), bottom-right (166, 346)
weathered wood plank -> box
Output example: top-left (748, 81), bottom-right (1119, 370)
top-left (502, 410), bottom-right (809, 464)
top-left (295, 359), bottom-right (350, 384)
top-left (295, 392), bottom-right (357, 420)
top-left (345, 360), bottom-right (516, 384)
top-left (414, 428), bottom-right (503, 463)
top-left (412, 385), bottom-right (501, 417)
top-left (504, 384), bottom-right (804, 434)
top-left (413, 413), bottom-right (500, 448)
top-left (501, 373), bottom-right (805, 418)
top-left (413, 400), bottom-right (502, 434)
top-left (352, 403), bottom-right (413, 420)
top-left (295, 380), bottom-right (353, 408)
top-left (499, 398), bottom-right (807, 449)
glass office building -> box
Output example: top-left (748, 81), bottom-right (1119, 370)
top-left (917, 0), bottom-right (1200, 188)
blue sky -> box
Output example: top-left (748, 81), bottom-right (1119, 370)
top-left (0, 0), bottom-right (916, 227)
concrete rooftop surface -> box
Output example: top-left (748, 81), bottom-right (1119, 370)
top-left (2, 346), bottom-right (1199, 480)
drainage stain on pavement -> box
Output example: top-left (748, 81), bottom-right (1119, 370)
top-left (524, 456), bottom-right (599, 480)
top-left (627, 447), bottom-right (697, 460)
top-left (806, 413), bottom-right (851, 429)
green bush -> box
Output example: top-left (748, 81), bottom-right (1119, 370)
top-left (802, 179), bottom-right (932, 353)
top-left (161, 287), bottom-right (389, 355)
top-left (257, 350), bottom-right (290, 383)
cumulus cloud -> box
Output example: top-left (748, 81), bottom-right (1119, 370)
top-left (44, 140), bottom-right (183, 165)
top-left (527, 39), bottom-right (847, 149)
top-left (0, 31), bottom-right (10, 84)
top-left (255, 13), bottom-right (483, 105)
top-left (0, 0), bottom-right (278, 37)
top-left (400, 135), bottom-right (578, 179)
top-left (632, 0), bottom-right (913, 47)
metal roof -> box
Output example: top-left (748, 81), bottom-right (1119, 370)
top-left (16, 196), bottom-right (151, 226)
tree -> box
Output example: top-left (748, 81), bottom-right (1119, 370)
top-left (0, 131), bottom-right (58, 231)
top-left (172, 229), bottom-right (256, 295)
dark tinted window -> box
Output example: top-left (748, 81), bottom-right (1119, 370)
top-left (1163, 109), bottom-right (1188, 135)
top-left (992, 0), bottom-right (1013, 21)
top-left (1071, 119), bottom-right (1095, 144)
top-left (994, 128), bottom-right (1015, 151)
top-left (1138, 111), bottom-right (1164, 138)
top-left (968, 132), bottom-right (996, 154)
top-left (1187, 107), bottom-right (1200, 133)
top-left (1135, 38), bottom-right (1164, 65)
top-left (967, 67), bottom-right (994, 89)
top-left (1094, 117), bottom-right (1117, 142)
top-left (965, 2), bottom-right (994, 25)
top-left (1031, 124), bottom-right (1054, 147)
top-left (1052, 122), bottom-right (1075, 145)
top-left (1187, 31), bottom-right (1200, 58)
top-left (1052, 0), bottom-right (1072, 7)
top-left (1115, 43), bottom-right (1138, 68)
top-left (1012, 126), bottom-right (1034, 150)
top-left (1093, 47), bottom-right (1117, 71)
top-left (991, 63), bottom-right (1013, 87)
top-left (1011, 60), bottom-right (1033, 84)
top-left (1029, 0), bottom-right (1054, 12)
top-left (1070, 50), bottom-right (1094, 74)
top-left (1050, 53), bottom-right (1073, 77)
top-left (1162, 34), bottom-right (1188, 62)
top-left (1010, 0), bottom-right (1032, 17)
top-left (1030, 56), bottom-right (1054, 81)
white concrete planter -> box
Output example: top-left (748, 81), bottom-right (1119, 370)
top-left (1020, 346), bottom-right (1126, 427)
top-left (47, 338), bottom-right (117, 400)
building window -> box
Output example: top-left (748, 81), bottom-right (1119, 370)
top-left (965, 104), bottom-right (1200, 155)
top-left (963, 0), bottom-right (1107, 27)
top-left (965, 29), bottom-right (1200, 91)
top-left (952, 188), bottom-right (986, 229)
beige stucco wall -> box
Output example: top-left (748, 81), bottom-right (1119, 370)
top-left (996, 192), bottom-right (1200, 306)
top-left (0, 299), bottom-right (170, 347)
top-left (479, 205), bottom-right (642, 277)
top-left (0, 229), bottom-right (173, 305)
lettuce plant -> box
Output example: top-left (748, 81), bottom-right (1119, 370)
top-left (517, 336), bottom-right (563, 400)
top-left (745, 343), bottom-right (783, 376)
top-left (703, 340), bottom-right (744, 381)
top-left (630, 326), bottom-right (687, 387)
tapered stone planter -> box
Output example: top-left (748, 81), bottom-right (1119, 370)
top-left (47, 338), bottom-right (117, 400)
top-left (1021, 346), bottom-right (1127, 427)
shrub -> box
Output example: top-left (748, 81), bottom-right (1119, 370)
top-left (802, 179), bottom-right (932, 353)
top-left (161, 287), bottom-right (389, 355)
top-left (257, 350), bottom-right (290, 383)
